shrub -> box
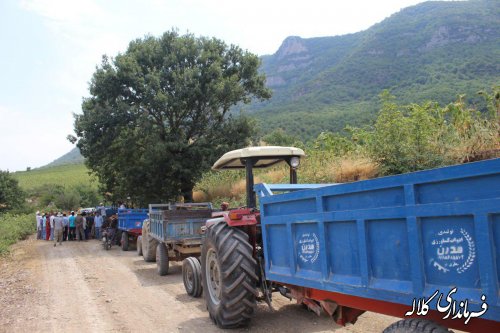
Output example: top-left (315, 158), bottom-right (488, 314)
top-left (0, 213), bottom-right (35, 254)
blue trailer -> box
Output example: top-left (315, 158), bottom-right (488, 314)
top-left (141, 203), bottom-right (213, 296)
top-left (198, 146), bottom-right (500, 332)
top-left (117, 208), bottom-right (148, 251)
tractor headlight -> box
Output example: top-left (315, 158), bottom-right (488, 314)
top-left (290, 156), bottom-right (300, 168)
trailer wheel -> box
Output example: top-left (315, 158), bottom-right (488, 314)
top-left (141, 220), bottom-right (157, 262)
top-left (115, 230), bottom-right (122, 246)
top-left (121, 231), bottom-right (129, 251)
top-left (183, 257), bottom-right (202, 298)
top-left (156, 243), bottom-right (169, 276)
top-left (201, 222), bottom-right (257, 328)
top-left (136, 236), bottom-right (143, 256)
top-left (383, 319), bottom-right (452, 333)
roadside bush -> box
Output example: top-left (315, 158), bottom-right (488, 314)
top-left (0, 171), bottom-right (25, 213)
top-left (0, 213), bottom-right (34, 254)
top-left (353, 91), bottom-right (499, 175)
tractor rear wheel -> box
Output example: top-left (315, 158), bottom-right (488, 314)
top-left (156, 243), bottom-right (169, 276)
top-left (183, 257), bottom-right (202, 298)
top-left (201, 222), bottom-right (258, 328)
top-left (121, 231), bottom-right (129, 251)
top-left (141, 220), bottom-right (157, 262)
top-left (136, 235), bottom-right (143, 256)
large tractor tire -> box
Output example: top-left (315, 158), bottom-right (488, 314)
top-left (136, 235), bottom-right (143, 256)
top-left (156, 243), bottom-right (169, 276)
top-left (383, 319), bottom-right (452, 333)
top-left (183, 257), bottom-right (202, 298)
top-left (201, 222), bottom-right (258, 328)
top-left (141, 220), bottom-right (158, 262)
top-left (121, 231), bottom-right (129, 251)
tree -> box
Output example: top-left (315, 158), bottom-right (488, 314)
top-left (262, 128), bottom-right (300, 147)
top-left (72, 30), bottom-right (271, 205)
top-left (0, 171), bottom-right (25, 213)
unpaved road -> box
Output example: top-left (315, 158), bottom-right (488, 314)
top-left (0, 236), bottom-right (398, 333)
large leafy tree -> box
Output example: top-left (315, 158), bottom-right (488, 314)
top-left (73, 30), bottom-right (271, 206)
top-left (0, 171), bottom-right (25, 213)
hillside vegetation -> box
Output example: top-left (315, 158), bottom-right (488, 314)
top-left (195, 90), bottom-right (500, 206)
top-left (13, 163), bottom-right (97, 191)
top-left (251, 0), bottom-right (500, 139)
top-left (12, 164), bottom-right (101, 211)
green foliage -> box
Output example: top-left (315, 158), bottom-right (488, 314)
top-left (353, 90), bottom-right (499, 174)
top-left (262, 128), bottom-right (300, 146)
top-left (0, 171), bottom-right (25, 213)
top-left (194, 88), bottom-right (499, 204)
top-left (0, 213), bottom-right (34, 254)
top-left (54, 190), bottom-right (81, 211)
top-left (74, 30), bottom-right (271, 206)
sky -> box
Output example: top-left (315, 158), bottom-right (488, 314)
top-left (0, 0), bottom-right (427, 172)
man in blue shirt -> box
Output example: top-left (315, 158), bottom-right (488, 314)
top-left (68, 211), bottom-right (76, 241)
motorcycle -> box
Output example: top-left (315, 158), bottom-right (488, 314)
top-left (102, 227), bottom-right (116, 250)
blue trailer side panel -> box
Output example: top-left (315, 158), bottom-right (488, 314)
top-left (118, 208), bottom-right (148, 231)
top-left (149, 213), bottom-right (206, 242)
top-left (257, 158), bottom-right (500, 322)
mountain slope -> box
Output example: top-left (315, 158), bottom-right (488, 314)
top-left (251, 0), bottom-right (500, 138)
top-left (43, 147), bottom-right (84, 168)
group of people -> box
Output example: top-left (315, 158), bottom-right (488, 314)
top-left (35, 209), bottom-right (105, 247)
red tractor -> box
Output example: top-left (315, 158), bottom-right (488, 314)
top-left (198, 146), bottom-right (305, 328)
top-left (189, 147), bottom-right (500, 333)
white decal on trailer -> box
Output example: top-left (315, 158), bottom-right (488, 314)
top-left (298, 232), bottom-right (320, 264)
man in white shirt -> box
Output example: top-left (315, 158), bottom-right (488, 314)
top-left (50, 213), bottom-right (56, 241)
top-left (36, 211), bottom-right (42, 240)
top-left (53, 213), bottom-right (64, 247)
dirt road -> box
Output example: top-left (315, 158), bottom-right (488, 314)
top-left (0, 236), bottom-right (398, 333)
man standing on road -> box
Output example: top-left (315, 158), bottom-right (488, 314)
top-left (45, 213), bottom-right (51, 241)
top-left (49, 212), bottom-right (55, 241)
top-left (36, 211), bottom-right (42, 240)
top-left (53, 213), bottom-right (64, 247)
top-left (68, 211), bottom-right (76, 240)
top-left (75, 212), bottom-right (85, 241)
top-left (62, 213), bottom-right (69, 241)
top-left (94, 212), bottom-right (103, 240)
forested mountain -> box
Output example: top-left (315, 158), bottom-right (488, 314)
top-left (250, 0), bottom-right (499, 138)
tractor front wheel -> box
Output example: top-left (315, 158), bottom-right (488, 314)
top-left (201, 222), bottom-right (258, 328)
